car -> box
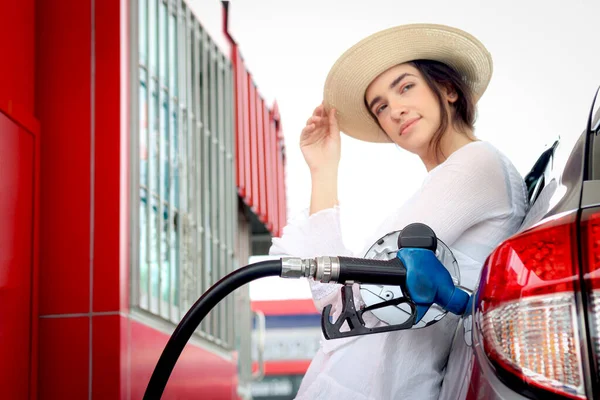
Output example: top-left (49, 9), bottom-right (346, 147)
top-left (438, 92), bottom-right (600, 400)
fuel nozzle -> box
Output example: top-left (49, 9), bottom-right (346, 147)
top-left (280, 223), bottom-right (472, 339)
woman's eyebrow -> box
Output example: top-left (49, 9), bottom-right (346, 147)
top-left (367, 73), bottom-right (416, 111)
top-left (389, 73), bottom-right (414, 90)
top-left (367, 96), bottom-right (382, 112)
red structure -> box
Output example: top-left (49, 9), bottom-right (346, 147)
top-left (0, 2), bottom-right (40, 399)
top-left (250, 299), bottom-right (320, 399)
top-left (0, 0), bottom-right (287, 398)
top-left (226, 8), bottom-right (287, 236)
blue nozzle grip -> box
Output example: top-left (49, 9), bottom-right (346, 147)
top-left (396, 248), bottom-right (470, 323)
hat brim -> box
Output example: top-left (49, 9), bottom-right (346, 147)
top-left (323, 24), bottom-right (493, 143)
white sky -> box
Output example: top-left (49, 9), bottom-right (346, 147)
top-left (191, 0), bottom-right (600, 299)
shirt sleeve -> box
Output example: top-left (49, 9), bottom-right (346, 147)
top-left (269, 205), bottom-right (354, 308)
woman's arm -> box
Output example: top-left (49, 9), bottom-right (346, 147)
top-left (269, 103), bottom-right (350, 308)
top-left (309, 169), bottom-right (339, 215)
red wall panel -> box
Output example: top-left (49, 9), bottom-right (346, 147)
top-left (248, 80), bottom-right (258, 210)
top-left (38, 317), bottom-right (90, 399)
top-left (129, 319), bottom-right (238, 400)
top-left (93, 0), bottom-right (125, 313)
top-left (36, 0), bottom-right (92, 315)
top-left (277, 132), bottom-right (286, 237)
top-left (0, 112), bottom-right (35, 400)
top-left (243, 72), bottom-right (252, 205)
top-left (0, 3), bottom-right (39, 398)
top-left (281, 157), bottom-right (287, 235)
top-left (272, 124), bottom-right (280, 237)
top-left (89, 314), bottom-right (241, 400)
top-left (92, 315), bottom-right (123, 399)
top-left (263, 107), bottom-right (273, 230)
top-left (118, 0), bottom-right (131, 314)
top-left (257, 97), bottom-right (267, 222)
top-left (269, 116), bottom-right (278, 234)
top-left (0, 0), bottom-right (35, 113)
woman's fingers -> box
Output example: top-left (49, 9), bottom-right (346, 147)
top-left (328, 108), bottom-right (339, 134)
top-left (307, 103), bottom-right (331, 125)
top-left (306, 115), bottom-right (324, 126)
top-left (301, 103), bottom-right (333, 143)
top-left (301, 123), bottom-right (315, 135)
top-left (314, 104), bottom-right (324, 117)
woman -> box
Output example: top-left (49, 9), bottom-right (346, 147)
top-left (269, 24), bottom-right (527, 399)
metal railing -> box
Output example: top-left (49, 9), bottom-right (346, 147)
top-left (131, 0), bottom-right (238, 350)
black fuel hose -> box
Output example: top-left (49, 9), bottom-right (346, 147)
top-left (143, 260), bottom-right (282, 400)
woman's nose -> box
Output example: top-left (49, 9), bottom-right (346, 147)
top-left (390, 104), bottom-right (407, 121)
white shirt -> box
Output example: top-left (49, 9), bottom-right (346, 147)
top-left (269, 141), bottom-right (527, 400)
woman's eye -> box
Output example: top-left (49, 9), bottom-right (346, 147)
top-left (375, 104), bottom-right (387, 115)
top-left (401, 83), bottom-right (414, 93)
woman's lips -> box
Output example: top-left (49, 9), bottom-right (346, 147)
top-left (400, 118), bottom-right (420, 136)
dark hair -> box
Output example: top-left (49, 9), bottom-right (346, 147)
top-left (368, 59), bottom-right (477, 162)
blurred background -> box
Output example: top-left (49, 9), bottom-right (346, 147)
top-left (1, 0), bottom-right (599, 399)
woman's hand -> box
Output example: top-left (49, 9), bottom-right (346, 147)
top-left (300, 104), bottom-right (341, 214)
top-left (300, 104), bottom-right (341, 175)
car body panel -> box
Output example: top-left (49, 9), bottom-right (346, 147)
top-left (438, 103), bottom-right (600, 400)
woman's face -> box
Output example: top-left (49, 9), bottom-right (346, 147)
top-left (365, 63), bottom-right (457, 157)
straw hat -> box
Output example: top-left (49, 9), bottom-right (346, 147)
top-left (323, 23), bottom-right (493, 143)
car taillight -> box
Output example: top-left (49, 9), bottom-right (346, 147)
top-left (581, 208), bottom-right (600, 379)
top-left (475, 212), bottom-right (586, 399)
